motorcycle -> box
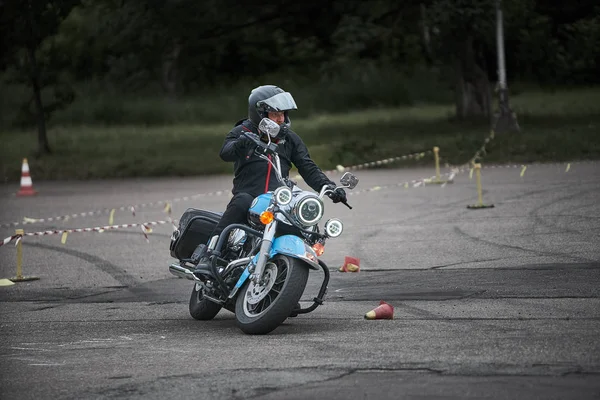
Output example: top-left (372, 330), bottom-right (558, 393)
top-left (168, 117), bottom-right (359, 334)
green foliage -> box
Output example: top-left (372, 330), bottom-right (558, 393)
top-left (1, 88), bottom-right (599, 182)
top-left (559, 9), bottom-right (600, 83)
top-left (0, 64), bottom-right (452, 128)
top-left (0, 0), bottom-right (79, 148)
top-left (2, 0), bottom-right (600, 132)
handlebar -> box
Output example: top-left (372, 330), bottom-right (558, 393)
top-left (244, 132), bottom-right (277, 155)
top-left (245, 132), bottom-right (355, 209)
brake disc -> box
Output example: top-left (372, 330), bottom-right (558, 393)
top-left (246, 263), bottom-right (278, 305)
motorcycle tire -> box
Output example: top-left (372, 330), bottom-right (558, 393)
top-left (235, 255), bottom-right (309, 335)
top-left (189, 283), bottom-right (222, 321)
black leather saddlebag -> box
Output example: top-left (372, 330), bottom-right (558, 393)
top-left (170, 208), bottom-right (221, 260)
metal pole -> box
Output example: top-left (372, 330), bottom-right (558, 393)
top-left (496, 0), bottom-right (507, 90)
top-left (493, 0), bottom-right (519, 133)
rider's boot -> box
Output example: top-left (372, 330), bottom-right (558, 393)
top-left (193, 235), bottom-right (219, 278)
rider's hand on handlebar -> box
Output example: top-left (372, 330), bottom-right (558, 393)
top-left (240, 132), bottom-right (260, 145)
top-left (327, 186), bottom-right (347, 204)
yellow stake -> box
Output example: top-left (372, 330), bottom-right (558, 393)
top-left (15, 229), bottom-right (23, 280)
top-left (520, 165), bottom-right (527, 177)
top-left (474, 163), bottom-right (483, 206)
top-left (429, 146), bottom-right (451, 184)
top-left (467, 163), bottom-right (494, 209)
top-left (10, 229), bottom-right (40, 282)
top-left (433, 146), bottom-right (441, 181)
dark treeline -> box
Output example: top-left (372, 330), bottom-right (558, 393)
top-left (1, 0), bottom-right (599, 154)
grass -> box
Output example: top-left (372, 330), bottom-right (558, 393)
top-left (1, 87), bottom-right (599, 182)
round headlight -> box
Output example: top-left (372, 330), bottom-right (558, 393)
top-left (274, 187), bottom-right (292, 205)
top-left (324, 218), bottom-right (343, 238)
top-left (295, 196), bottom-right (323, 226)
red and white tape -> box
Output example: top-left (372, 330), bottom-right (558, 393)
top-left (349, 170), bottom-right (457, 196)
top-left (1, 234), bottom-right (21, 248)
top-left (0, 190), bottom-right (233, 229)
top-left (325, 150), bottom-right (432, 175)
top-left (1, 149), bottom-right (432, 229)
top-left (0, 220), bottom-right (174, 248)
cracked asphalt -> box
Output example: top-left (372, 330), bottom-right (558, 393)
top-left (0, 162), bottom-right (599, 399)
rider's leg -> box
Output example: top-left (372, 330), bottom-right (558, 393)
top-left (194, 193), bottom-right (254, 275)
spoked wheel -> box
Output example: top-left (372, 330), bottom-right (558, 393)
top-left (189, 283), bottom-right (222, 320)
top-left (235, 255), bottom-right (309, 335)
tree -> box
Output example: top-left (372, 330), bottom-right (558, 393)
top-left (74, 0), bottom-right (338, 97)
top-left (1, 0), bottom-right (79, 155)
top-left (424, 0), bottom-right (497, 120)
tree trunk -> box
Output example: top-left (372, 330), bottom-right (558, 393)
top-left (162, 41), bottom-right (182, 99)
top-left (454, 36), bottom-right (491, 121)
top-left (27, 45), bottom-right (51, 156)
top-left (420, 3), bottom-right (434, 64)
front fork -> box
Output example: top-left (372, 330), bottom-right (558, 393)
top-left (225, 220), bottom-right (276, 300)
top-left (251, 220), bottom-right (277, 284)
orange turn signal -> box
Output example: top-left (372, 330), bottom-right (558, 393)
top-left (312, 242), bottom-right (325, 256)
top-left (260, 211), bottom-right (275, 225)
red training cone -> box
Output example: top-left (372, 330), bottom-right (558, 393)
top-left (16, 158), bottom-right (37, 197)
top-left (339, 256), bottom-right (360, 272)
top-left (364, 300), bottom-right (394, 320)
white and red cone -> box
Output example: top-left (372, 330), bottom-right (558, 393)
top-left (364, 300), bottom-right (394, 320)
top-left (339, 256), bottom-right (360, 272)
top-left (16, 158), bottom-right (38, 197)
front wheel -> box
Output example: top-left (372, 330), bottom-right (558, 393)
top-left (235, 255), bottom-right (309, 334)
top-left (189, 283), bottom-right (222, 320)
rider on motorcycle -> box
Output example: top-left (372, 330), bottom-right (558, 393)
top-left (194, 85), bottom-right (347, 275)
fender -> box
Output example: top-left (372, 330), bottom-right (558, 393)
top-left (268, 235), bottom-right (321, 270)
top-left (232, 234), bottom-right (320, 293)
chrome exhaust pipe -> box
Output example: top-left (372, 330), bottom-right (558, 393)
top-left (169, 263), bottom-right (201, 282)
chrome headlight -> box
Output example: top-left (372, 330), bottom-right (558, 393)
top-left (273, 186), bottom-right (292, 206)
top-left (324, 218), bottom-right (343, 237)
top-left (294, 195), bottom-right (323, 226)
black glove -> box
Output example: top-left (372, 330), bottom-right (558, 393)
top-left (328, 187), bottom-right (347, 204)
top-left (238, 132), bottom-right (260, 159)
top-left (239, 132), bottom-right (260, 146)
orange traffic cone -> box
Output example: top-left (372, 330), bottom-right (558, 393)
top-left (16, 158), bottom-right (37, 197)
top-left (364, 300), bottom-right (394, 320)
top-left (339, 256), bottom-right (360, 272)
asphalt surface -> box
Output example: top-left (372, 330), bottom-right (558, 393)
top-left (1, 162), bottom-right (599, 400)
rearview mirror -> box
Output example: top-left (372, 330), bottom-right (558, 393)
top-left (258, 118), bottom-right (280, 138)
top-left (340, 172), bottom-right (359, 189)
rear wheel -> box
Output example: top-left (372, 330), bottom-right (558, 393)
top-left (189, 283), bottom-right (222, 320)
top-left (235, 255), bottom-right (309, 334)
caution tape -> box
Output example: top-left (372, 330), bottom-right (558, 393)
top-left (349, 170), bottom-right (457, 196)
top-left (1, 149), bottom-right (432, 229)
top-left (324, 150), bottom-right (432, 175)
top-left (0, 189), bottom-right (233, 229)
top-left (458, 160), bottom-right (596, 179)
top-left (292, 150), bottom-right (432, 183)
top-left (0, 220), bottom-right (174, 248)
top-left (468, 130), bottom-right (496, 166)
top-left (0, 234), bottom-right (21, 248)
top-left (0, 167), bottom-right (459, 250)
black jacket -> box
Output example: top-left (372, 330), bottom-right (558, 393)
top-left (220, 119), bottom-right (334, 197)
